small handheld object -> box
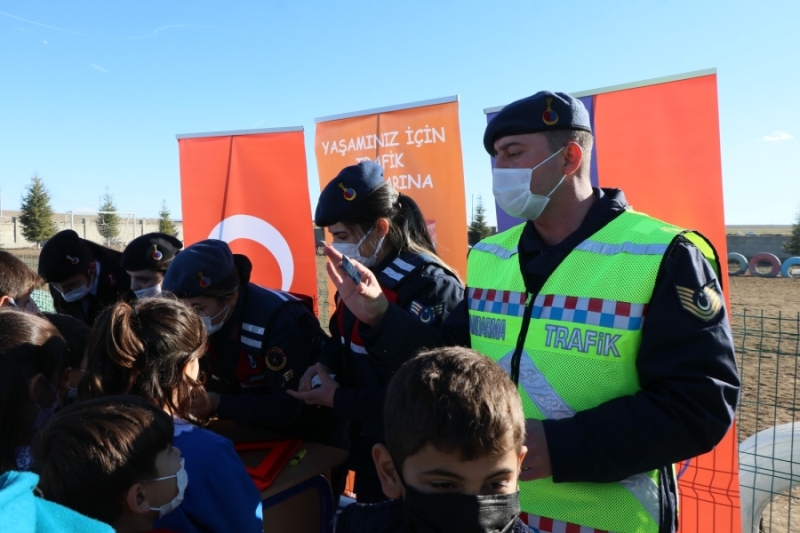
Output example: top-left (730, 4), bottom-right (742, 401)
top-left (311, 373), bottom-right (336, 389)
top-left (341, 255), bottom-right (362, 286)
top-left (289, 449), bottom-right (308, 467)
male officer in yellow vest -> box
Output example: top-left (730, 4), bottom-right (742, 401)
top-left (321, 91), bottom-right (740, 533)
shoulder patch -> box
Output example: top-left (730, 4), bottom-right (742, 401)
top-left (265, 347), bottom-right (287, 371)
top-left (409, 300), bottom-right (445, 324)
top-left (675, 280), bottom-right (722, 322)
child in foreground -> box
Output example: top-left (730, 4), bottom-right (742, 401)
top-left (337, 346), bottom-right (531, 533)
top-left (79, 297), bottom-right (263, 533)
top-left (33, 396), bottom-right (184, 533)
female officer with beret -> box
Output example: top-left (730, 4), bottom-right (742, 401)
top-left (38, 230), bottom-right (130, 326)
top-left (121, 232), bottom-right (183, 298)
top-left (162, 239), bottom-right (342, 445)
top-left (288, 161), bottom-right (464, 502)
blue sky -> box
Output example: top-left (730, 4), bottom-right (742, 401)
top-left (1, 0), bottom-right (797, 226)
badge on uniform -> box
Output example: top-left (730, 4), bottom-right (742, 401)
top-left (265, 347), bottom-right (287, 371)
top-left (675, 280), bottom-right (723, 322)
top-left (409, 301), bottom-right (445, 324)
top-left (107, 273), bottom-right (118, 287)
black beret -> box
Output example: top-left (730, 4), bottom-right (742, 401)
top-left (161, 239), bottom-right (234, 298)
top-left (38, 230), bottom-right (93, 283)
top-left (314, 161), bottom-right (386, 227)
top-left (484, 91), bottom-right (592, 155)
top-left (121, 232), bottom-right (183, 272)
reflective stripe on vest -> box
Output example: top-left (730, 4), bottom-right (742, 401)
top-left (466, 211), bottom-right (720, 533)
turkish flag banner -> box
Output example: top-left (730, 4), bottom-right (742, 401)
top-left (177, 127), bottom-right (317, 309)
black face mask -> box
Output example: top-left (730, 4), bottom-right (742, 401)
top-left (402, 484), bottom-right (521, 533)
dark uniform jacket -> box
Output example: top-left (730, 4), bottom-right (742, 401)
top-left (206, 282), bottom-right (342, 444)
top-left (336, 499), bottom-right (531, 533)
top-left (361, 188), bottom-right (740, 533)
top-left (317, 250), bottom-right (464, 474)
top-left (49, 243), bottom-right (130, 326)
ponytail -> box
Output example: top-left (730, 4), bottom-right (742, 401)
top-left (80, 297), bottom-right (209, 424)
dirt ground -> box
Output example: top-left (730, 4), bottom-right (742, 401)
top-left (727, 275), bottom-right (800, 532)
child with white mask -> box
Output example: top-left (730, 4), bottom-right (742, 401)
top-left (33, 396), bottom-right (186, 533)
top-left (79, 298), bottom-right (263, 533)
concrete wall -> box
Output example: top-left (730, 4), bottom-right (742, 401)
top-left (0, 210), bottom-right (183, 249)
top-left (726, 235), bottom-right (792, 261)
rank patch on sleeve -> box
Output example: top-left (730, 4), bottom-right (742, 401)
top-left (675, 280), bottom-right (722, 322)
top-left (265, 347), bottom-right (287, 371)
top-left (409, 301), bottom-right (445, 324)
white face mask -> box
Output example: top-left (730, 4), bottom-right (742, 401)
top-left (331, 227), bottom-right (385, 268)
top-left (57, 282), bottom-right (91, 303)
top-left (147, 458), bottom-right (188, 518)
top-left (492, 147), bottom-right (566, 221)
top-left (134, 283), bottom-right (162, 299)
top-left (202, 305), bottom-right (230, 335)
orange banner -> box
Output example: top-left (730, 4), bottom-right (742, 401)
top-left (314, 98), bottom-right (467, 278)
top-left (177, 128), bottom-right (318, 307)
top-left (593, 73), bottom-right (740, 533)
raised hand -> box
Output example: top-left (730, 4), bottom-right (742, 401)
top-left (324, 245), bottom-right (388, 327)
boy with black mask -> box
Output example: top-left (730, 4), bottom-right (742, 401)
top-left (336, 346), bottom-right (531, 533)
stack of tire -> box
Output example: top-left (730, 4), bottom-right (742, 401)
top-left (728, 253), bottom-right (800, 278)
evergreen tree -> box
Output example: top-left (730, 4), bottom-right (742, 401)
top-left (19, 173), bottom-right (56, 247)
top-left (784, 205), bottom-right (800, 256)
top-left (96, 191), bottom-right (120, 245)
top-left (158, 200), bottom-right (177, 237)
top-left (468, 194), bottom-right (493, 246)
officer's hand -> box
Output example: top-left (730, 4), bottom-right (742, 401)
top-left (298, 364), bottom-right (330, 393)
top-left (519, 419), bottom-right (552, 481)
top-left (286, 364), bottom-right (338, 408)
top-left (324, 245), bottom-right (388, 327)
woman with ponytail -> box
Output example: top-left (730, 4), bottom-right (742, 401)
top-left (288, 161), bottom-right (464, 502)
top-left (79, 297), bottom-right (263, 533)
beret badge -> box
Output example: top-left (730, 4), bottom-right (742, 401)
top-left (338, 182), bottom-right (357, 201)
top-left (66, 255), bottom-right (80, 265)
top-left (542, 97), bottom-right (559, 126)
top-left (198, 271), bottom-right (211, 288)
top-left (151, 245), bottom-right (163, 261)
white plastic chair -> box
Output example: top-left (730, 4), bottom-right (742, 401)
top-left (739, 422), bottom-right (800, 533)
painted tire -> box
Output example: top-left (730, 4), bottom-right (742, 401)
top-left (727, 253), bottom-right (748, 276)
top-left (781, 257), bottom-right (800, 278)
top-left (748, 253), bottom-right (781, 278)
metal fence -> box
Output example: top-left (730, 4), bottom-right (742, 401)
top-left (734, 310), bottom-right (800, 532)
